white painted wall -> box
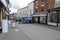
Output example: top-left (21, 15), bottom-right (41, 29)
top-left (22, 6), bottom-right (28, 17)
top-left (17, 6), bottom-right (28, 18)
top-left (17, 1), bottom-right (34, 18)
top-left (28, 1), bottom-right (34, 17)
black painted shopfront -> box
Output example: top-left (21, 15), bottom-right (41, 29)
top-left (32, 14), bottom-right (47, 24)
top-left (48, 7), bottom-right (60, 27)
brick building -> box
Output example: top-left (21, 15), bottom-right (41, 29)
top-left (34, 0), bottom-right (55, 14)
top-left (33, 0), bottom-right (55, 24)
top-left (47, 0), bottom-right (60, 27)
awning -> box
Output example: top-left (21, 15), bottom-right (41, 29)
top-left (1, 0), bottom-right (7, 7)
top-left (48, 7), bottom-right (60, 12)
top-left (0, 1), bottom-right (4, 8)
top-left (33, 14), bottom-right (47, 17)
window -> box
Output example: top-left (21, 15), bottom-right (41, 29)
top-left (42, 0), bottom-right (44, 2)
top-left (30, 10), bottom-right (31, 13)
top-left (35, 0), bottom-right (38, 3)
top-left (35, 0), bottom-right (38, 1)
top-left (58, 11), bottom-right (60, 22)
top-left (41, 6), bottom-right (44, 12)
top-left (49, 11), bottom-right (57, 23)
top-left (36, 9), bottom-right (37, 13)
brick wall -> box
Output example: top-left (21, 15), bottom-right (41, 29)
top-left (34, 0), bottom-right (41, 14)
top-left (37, 0), bottom-right (41, 13)
top-left (44, 0), bottom-right (55, 11)
top-left (34, 0), bottom-right (55, 14)
top-left (33, 1), bottom-right (37, 14)
top-left (48, 0), bottom-right (55, 8)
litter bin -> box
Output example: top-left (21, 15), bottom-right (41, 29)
top-left (11, 20), bottom-right (16, 28)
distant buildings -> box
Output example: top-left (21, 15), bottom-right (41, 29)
top-left (17, 1), bottom-right (34, 19)
top-left (17, 6), bottom-right (28, 18)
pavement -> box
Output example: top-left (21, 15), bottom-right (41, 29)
top-left (0, 33), bottom-right (8, 40)
top-left (17, 23), bottom-right (60, 40)
top-left (0, 23), bottom-right (31, 40)
top-left (0, 23), bottom-right (60, 40)
top-left (33, 23), bottom-right (60, 31)
top-left (8, 24), bottom-right (31, 40)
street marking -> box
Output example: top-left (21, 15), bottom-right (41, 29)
top-left (15, 29), bottom-right (19, 32)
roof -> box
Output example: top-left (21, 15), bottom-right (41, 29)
top-left (17, 6), bottom-right (28, 11)
top-left (33, 14), bottom-right (47, 17)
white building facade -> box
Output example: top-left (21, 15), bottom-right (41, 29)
top-left (28, 1), bottom-right (34, 17)
top-left (17, 6), bottom-right (28, 18)
top-left (17, 1), bottom-right (34, 18)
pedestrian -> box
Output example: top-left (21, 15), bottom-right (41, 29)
top-left (19, 19), bottom-right (21, 24)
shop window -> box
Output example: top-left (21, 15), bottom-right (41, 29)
top-left (35, 0), bottom-right (37, 1)
top-left (36, 9), bottom-right (37, 13)
top-left (49, 11), bottom-right (57, 23)
top-left (42, 0), bottom-right (44, 2)
top-left (58, 11), bottom-right (60, 22)
top-left (41, 6), bottom-right (44, 12)
top-left (30, 10), bottom-right (31, 13)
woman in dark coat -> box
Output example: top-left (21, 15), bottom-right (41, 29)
top-left (19, 19), bottom-right (21, 24)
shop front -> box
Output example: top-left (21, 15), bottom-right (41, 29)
top-left (48, 7), bottom-right (60, 27)
top-left (0, 8), bottom-right (2, 32)
top-left (0, 1), bottom-right (9, 33)
top-left (0, 1), bottom-right (3, 32)
top-left (32, 14), bottom-right (47, 24)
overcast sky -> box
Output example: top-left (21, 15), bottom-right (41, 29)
top-left (9, 0), bottom-right (34, 13)
top-left (9, 0), bottom-right (60, 13)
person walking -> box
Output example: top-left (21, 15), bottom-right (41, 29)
top-left (19, 19), bottom-right (21, 24)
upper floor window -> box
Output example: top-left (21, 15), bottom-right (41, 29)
top-left (36, 9), bottom-right (37, 13)
top-left (30, 10), bottom-right (32, 13)
top-left (42, 0), bottom-right (44, 2)
top-left (41, 6), bottom-right (44, 12)
top-left (35, 0), bottom-right (38, 3)
top-left (41, 0), bottom-right (44, 5)
top-left (35, 0), bottom-right (38, 1)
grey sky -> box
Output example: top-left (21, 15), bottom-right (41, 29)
top-left (9, 0), bottom-right (34, 13)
